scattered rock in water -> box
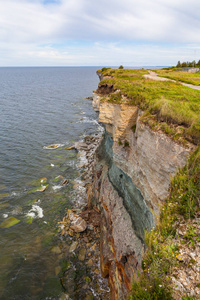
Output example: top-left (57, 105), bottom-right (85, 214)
top-left (83, 236), bottom-right (89, 243)
top-left (69, 241), bottom-right (78, 253)
top-left (91, 243), bottom-right (97, 251)
top-left (78, 248), bottom-right (86, 261)
top-left (40, 177), bottom-right (47, 184)
top-left (62, 268), bottom-right (76, 294)
top-left (62, 179), bottom-right (68, 185)
top-left (53, 175), bottom-right (64, 183)
top-left (57, 134), bottom-right (110, 299)
top-left (66, 145), bottom-right (75, 150)
top-left (28, 184), bottom-right (48, 193)
top-left (25, 215), bottom-right (34, 224)
top-left (58, 293), bottom-right (69, 300)
top-left (87, 259), bottom-right (93, 267)
top-left (43, 144), bottom-right (61, 149)
top-left (39, 185), bottom-right (48, 192)
top-left (0, 202), bottom-right (9, 210)
top-left (84, 96), bottom-right (93, 100)
top-left (59, 207), bottom-right (110, 299)
top-left (94, 269), bottom-right (99, 275)
top-left (55, 266), bottom-right (61, 276)
top-left (68, 210), bottom-right (87, 233)
top-left (29, 177), bottom-right (48, 187)
top-left (0, 194), bottom-right (9, 200)
top-left (37, 185), bottom-right (48, 192)
top-left (73, 182), bottom-right (80, 189)
top-left (0, 216), bottom-right (20, 228)
top-left (59, 209), bottom-right (87, 235)
top-left (68, 229), bottom-right (75, 237)
top-left (51, 246), bottom-right (62, 254)
top-left (74, 142), bottom-right (89, 151)
top-left (88, 224), bottom-right (94, 231)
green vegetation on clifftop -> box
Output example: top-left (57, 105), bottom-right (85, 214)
top-left (97, 68), bottom-right (200, 144)
top-left (155, 68), bottom-right (200, 86)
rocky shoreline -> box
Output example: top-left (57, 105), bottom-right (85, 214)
top-left (58, 135), bottom-right (110, 300)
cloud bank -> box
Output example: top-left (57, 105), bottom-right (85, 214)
top-left (1, 0), bottom-right (200, 66)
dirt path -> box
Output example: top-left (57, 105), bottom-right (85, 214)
top-left (143, 71), bottom-right (200, 91)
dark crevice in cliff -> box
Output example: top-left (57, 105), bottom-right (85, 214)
top-left (96, 84), bottom-right (116, 95)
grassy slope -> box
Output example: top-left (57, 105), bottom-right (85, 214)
top-left (129, 147), bottom-right (200, 300)
top-left (97, 68), bottom-right (200, 299)
top-left (97, 68), bottom-right (200, 144)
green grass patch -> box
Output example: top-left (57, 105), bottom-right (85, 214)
top-left (169, 147), bottom-right (200, 219)
top-left (155, 69), bottom-right (200, 86)
top-left (109, 92), bottom-right (122, 103)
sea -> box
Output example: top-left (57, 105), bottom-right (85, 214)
top-left (0, 67), bottom-right (104, 299)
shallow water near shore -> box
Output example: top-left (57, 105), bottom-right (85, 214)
top-left (0, 67), bottom-right (106, 299)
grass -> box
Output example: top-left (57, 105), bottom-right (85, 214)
top-left (128, 148), bottom-right (200, 299)
top-left (97, 68), bottom-right (200, 144)
top-left (154, 69), bottom-right (200, 86)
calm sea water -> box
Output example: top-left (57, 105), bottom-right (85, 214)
top-left (0, 67), bottom-right (102, 299)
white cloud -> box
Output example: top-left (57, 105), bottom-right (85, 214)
top-left (0, 0), bottom-right (200, 65)
top-left (1, 40), bottom-right (200, 67)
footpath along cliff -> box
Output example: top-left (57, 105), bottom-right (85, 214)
top-left (86, 68), bottom-right (200, 299)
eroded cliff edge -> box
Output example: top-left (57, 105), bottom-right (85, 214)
top-left (87, 71), bottom-right (194, 299)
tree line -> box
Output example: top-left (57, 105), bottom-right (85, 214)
top-left (176, 60), bottom-right (200, 68)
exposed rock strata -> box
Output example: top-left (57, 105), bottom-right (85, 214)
top-left (87, 87), bottom-right (193, 298)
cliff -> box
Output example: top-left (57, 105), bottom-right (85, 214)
top-left (88, 68), bottom-right (200, 299)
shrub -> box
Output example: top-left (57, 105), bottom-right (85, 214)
top-left (124, 140), bottom-right (130, 147)
top-left (101, 67), bottom-right (111, 73)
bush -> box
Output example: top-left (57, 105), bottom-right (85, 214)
top-left (101, 67), bottom-right (111, 72)
top-left (124, 140), bottom-right (130, 147)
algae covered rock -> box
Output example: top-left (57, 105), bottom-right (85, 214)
top-left (0, 194), bottom-right (9, 200)
top-left (0, 216), bottom-right (20, 228)
top-left (43, 144), bottom-right (60, 149)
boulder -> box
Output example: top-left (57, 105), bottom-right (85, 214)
top-left (68, 210), bottom-right (87, 233)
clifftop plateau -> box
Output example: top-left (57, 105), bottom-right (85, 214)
top-left (87, 68), bottom-right (200, 299)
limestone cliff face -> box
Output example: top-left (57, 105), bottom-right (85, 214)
top-left (89, 88), bottom-right (192, 299)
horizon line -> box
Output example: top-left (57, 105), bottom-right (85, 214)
top-left (0, 65), bottom-right (170, 68)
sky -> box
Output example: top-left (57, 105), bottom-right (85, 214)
top-left (1, 0), bottom-right (200, 67)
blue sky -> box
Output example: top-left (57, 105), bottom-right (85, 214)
top-left (1, 0), bottom-right (200, 66)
